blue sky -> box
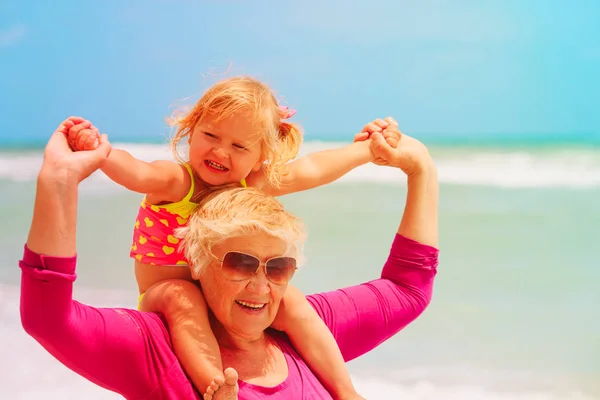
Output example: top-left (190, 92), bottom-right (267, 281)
top-left (1, 0), bottom-right (599, 142)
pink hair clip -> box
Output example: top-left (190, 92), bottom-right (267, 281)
top-left (278, 105), bottom-right (297, 120)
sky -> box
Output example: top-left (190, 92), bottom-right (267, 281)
top-left (1, 0), bottom-right (599, 142)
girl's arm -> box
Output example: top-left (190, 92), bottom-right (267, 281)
top-left (67, 122), bottom-right (189, 201)
top-left (247, 140), bottom-right (372, 196)
top-left (101, 149), bottom-right (190, 201)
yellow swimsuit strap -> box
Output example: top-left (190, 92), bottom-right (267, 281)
top-left (145, 163), bottom-right (197, 218)
top-left (180, 163), bottom-right (196, 202)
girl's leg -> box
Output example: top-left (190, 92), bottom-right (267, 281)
top-left (141, 279), bottom-right (223, 394)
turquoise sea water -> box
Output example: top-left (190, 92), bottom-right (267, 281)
top-left (0, 138), bottom-right (598, 399)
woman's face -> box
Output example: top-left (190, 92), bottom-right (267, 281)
top-left (195, 233), bottom-right (294, 341)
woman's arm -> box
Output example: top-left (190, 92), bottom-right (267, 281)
top-left (19, 246), bottom-right (191, 398)
top-left (306, 233), bottom-right (438, 361)
top-left (20, 124), bottom-right (198, 399)
top-left (307, 130), bottom-right (439, 361)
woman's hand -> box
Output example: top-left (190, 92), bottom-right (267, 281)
top-left (369, 127), bottom-right (434, 177)
top-left (27, 117), bottom-right (110, 256)
top-left (40, 117), bottom-right (111, 184)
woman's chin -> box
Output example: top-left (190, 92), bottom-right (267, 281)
top-left (228, 303), bottom-right (275, 336)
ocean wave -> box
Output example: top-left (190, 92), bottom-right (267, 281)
top-left (2, 142), bottom-right (600, 189)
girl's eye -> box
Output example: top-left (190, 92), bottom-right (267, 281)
top-left (233, 143), bottom-right (248, 150)
top-left (204, 132), bottom-right (217, 139)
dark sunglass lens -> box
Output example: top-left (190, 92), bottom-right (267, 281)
top-left (265, 257), bottom-right (297, 284)
top-left (222, 252), bottom-right (260, 279)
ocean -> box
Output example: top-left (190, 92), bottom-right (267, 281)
top-left (0, 137), bottom-right (598, 399)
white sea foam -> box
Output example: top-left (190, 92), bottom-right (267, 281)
top-left (1, 141), bottom-right (600, 189)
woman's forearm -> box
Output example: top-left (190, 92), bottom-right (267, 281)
top-left (26, 169), bottom-right (79, 256)
top-left (398, 160), bottom-right (439, 248)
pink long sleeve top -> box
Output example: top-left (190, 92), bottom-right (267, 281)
top-left (19, 234), bottom-right (439, 399)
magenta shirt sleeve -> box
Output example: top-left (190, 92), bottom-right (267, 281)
top-left (306, 234), bottom-right (439, 362)
top-left (18, 245), bottom-right (198, 399)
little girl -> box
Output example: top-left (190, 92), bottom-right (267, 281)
top-left (68, 76), bottom-right (394, 399)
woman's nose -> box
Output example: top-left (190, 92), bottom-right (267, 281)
top-left (246, 267), bottom-right (270, 295)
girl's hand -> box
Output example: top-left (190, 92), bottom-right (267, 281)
top-left (66, 118), bottom-right (101, 151)
top-left (354, 116), bottom-right (399, 148)
top-left (40, 117), bottom-right (111, 184)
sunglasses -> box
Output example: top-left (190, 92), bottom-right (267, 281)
top-left (212, 251), bottom-right (297, 285)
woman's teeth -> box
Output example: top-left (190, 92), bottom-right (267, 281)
top-left (236, 300), bottom-right (266, 310)
top-left (206, 160), bottom-right (227, 171)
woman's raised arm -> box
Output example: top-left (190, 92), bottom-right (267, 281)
top-left (20, 119), bottom-right (199, 399)
top-left (307, 127), bottom-right (439, 361)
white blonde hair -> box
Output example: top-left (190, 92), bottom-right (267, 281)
top-left (176, 187), bottom-right (306, 276)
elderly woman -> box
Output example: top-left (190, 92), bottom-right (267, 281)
top-left (20, 118), bottom-right (439, 399)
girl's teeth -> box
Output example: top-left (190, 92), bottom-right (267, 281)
top-left (207, 161), bottom-right (226, 171)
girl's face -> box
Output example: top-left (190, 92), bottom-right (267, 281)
top-left (188, 110), bottom-right (263, 186)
